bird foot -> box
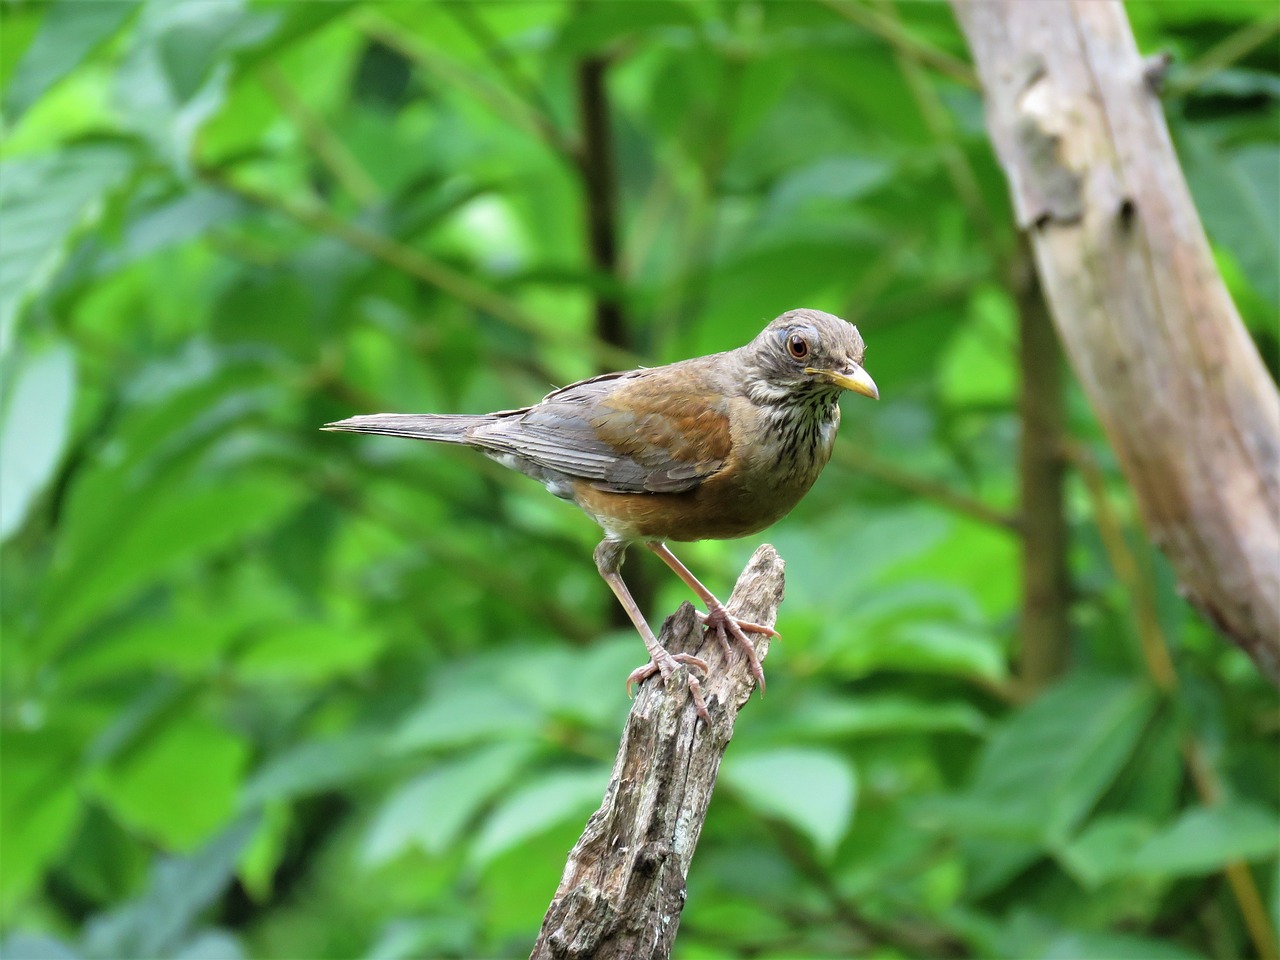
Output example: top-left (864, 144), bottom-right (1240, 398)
top-left (697, 602), bottom-right (777, 694)
top-left (626, 652), bottom-right (710, 722)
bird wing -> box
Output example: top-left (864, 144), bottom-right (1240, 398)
top-left (471, 367), bottom-right (732, 494)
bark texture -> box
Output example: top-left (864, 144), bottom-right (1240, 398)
top-left (952, 0), bottom-right (1280, 683)
top-left (531, 545), bottom-right (785, 960)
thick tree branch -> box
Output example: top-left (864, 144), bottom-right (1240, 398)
top-left (1014, 251), bottom-right (1071, 690)
top-left (951, 0), bottom-right (1280, 683)
top-left (531, 546), bottom-right (786, 960)
top-left (572, 54), bottom-right (662, 626)
top-left (574, 55), bottom-right (628, 356)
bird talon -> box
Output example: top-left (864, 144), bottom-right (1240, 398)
top-left (626, 652), bottom-right (712, 721)
top-left (696, 605), bottom-right (770, 694)
top-left (625, 663), bottom-right (658, 698)
top-left (700, 608), bottom-right (779, 640)
top-left (672, 652), bottom-right (709, 674)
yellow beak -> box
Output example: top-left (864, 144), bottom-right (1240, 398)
top-left (807, 363), bottom-right (879, 400)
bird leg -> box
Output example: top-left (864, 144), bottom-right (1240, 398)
top-left (594, 540), bottom-right (710, 722)
top-left (645, 541), bottom-right (776, 694)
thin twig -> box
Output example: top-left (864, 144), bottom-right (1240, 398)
top-left (1169, 13), bottom-right (1280, 96)
top-left (1065, 441), bottom-right (1176, 690)
top-left (1181, 738), bottom-right (1280, 960)
top-left (650, 56), bottom-right (747, 346)
top-left (322, 482), bottom-right (599, 644)
top-left (259, 66), bottom-right (381, 205)
top-left (199, 166), bottom-right (636, 371)
top-left (833, 444), bottom-right (1021, 533)
top-left (875, 0), bottom-right (998, 249)
top-left (355, 8), bottom-right (571, 158)
top-left (444, 2), bottom-right (576, 159)
top-left (820, 0), bottom-right (978, 89)
top-left (761, 820), bottom-right (968, 958)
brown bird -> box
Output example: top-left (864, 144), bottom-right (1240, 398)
top-left (324, 309), bottom-right (877, 720)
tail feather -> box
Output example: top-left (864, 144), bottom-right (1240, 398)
top-left (321, 413), bottom-right (489, 444)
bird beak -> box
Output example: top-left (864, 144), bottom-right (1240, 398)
top-left (806, 363), bottom-right (879, 400)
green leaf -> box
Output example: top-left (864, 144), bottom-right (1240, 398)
top-left (234, 621), bottom-right (383, 683)
top-left (172, 929), bottom-right (244, 959)
top-left (0, 729), bottom-right (83, 913)
top-left (766, 155), bottom-right (894, 218)
top-left (722, 748), bottom-right (857, 859)
top-left (0, 933), bottom-right (80, 960)
top-left (0, 145), bottom-right (135, 353)
top-left (1182, 129), bottom-right (1280, 305)
top-left (111, 0), bottom-right (277, 175)
top-left (41, 474), bottom-right (300, 649)
top-left (939, 284), bottom-right (1017, 407)
top-left (3, 0), bottom-right (142, 119)
top-left (779, 693), bottom-right (989, 739)
top-left (92, 715), bottom-right (248, 851)
top-left (1128, 802), bottom-right (1280, 877)
top-left (550, 1), bottom-right (701, 58)
top-left (81, 815), bottom-right (257, 959)
top-left (1038, 931), bottom-right (1202, 960)
top-left (237, 803), bottom-right (289, 902)
top-left (469, 768), bottom-right (606, 868)
top-left (59, 609), bottom-right (254, 689)
top-left (391, 684), bottom-right (543, 753)
top-left (0, 342), bottom-right (75, 540)
top-left (363, 742), bottom-right (535, 866)
top-left (1056, 815), bottom-right (1156, 888)
top-left (771, 507), bottom-right (951, 612)
top-left (832, 620), bottom-right (1008, 682)
top-left (926, 673), bottom-right (1156, 843)
top-left (240, 732), bottom-right (387, 807)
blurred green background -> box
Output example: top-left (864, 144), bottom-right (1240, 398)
top-left (2, 1), bottom-right (1278, 958)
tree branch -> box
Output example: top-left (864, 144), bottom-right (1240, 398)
top-left (259, 66), bottom-right (381, 206)
top-left (1014, 250), bottom-right (1071, 690)
top-left (1169, 13), bottom-right (1280, 97)
top-left (531, 545), bottom-right (786, 960)
top-left (355, 9), bottom-right (572, 159)
top-left (951, 0), bottom-right (1280, 683)
top-left (832, 445), bottom-right (1021, 533)
top-left (820, 0), bottom-right (978, 90)
top-left (574, 55), bottom-right (628, 357)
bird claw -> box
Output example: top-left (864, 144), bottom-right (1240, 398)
top-left (697, 605), bottom-right (773, 694)
top-left (626, 652), bottom-right (710, 722)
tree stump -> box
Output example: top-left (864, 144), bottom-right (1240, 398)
top-left (531, 545), bottom-right (786, 960)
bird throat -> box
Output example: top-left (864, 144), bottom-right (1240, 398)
top-left (754, 384), bottom-right (843, 487)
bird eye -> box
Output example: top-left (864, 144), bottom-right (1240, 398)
top-left (787, 334), bottom-right (810, 360)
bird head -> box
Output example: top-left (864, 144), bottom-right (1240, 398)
top-left (744, 308), bottom-right (878, 402)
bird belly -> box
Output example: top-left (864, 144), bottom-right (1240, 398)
top-left (570, 447), bottom-right (826, 543)
top-left (567, 399), bottom-right (839, 543)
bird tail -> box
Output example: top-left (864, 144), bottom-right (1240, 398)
top-left (321, 413), bottom-right (489, 444)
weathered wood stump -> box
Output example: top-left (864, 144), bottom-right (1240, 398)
top-left (531, 545), bottom-right (785, 960)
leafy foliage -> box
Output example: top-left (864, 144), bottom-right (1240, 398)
top-left (2, 1), bottom-right (1277, 958)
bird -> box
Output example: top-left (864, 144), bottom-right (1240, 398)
top-left (324, 308), bottom-right (877, 721)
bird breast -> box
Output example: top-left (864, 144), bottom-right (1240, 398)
top-left (571, 394), bottom-right (841, 543)
top-left (730, 393), bottom-right (841, 502)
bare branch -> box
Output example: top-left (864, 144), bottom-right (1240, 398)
top-left (1014, 251), bottom-right (1071, 690)
top-left (951, 0), bottom-right (1280, 683)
